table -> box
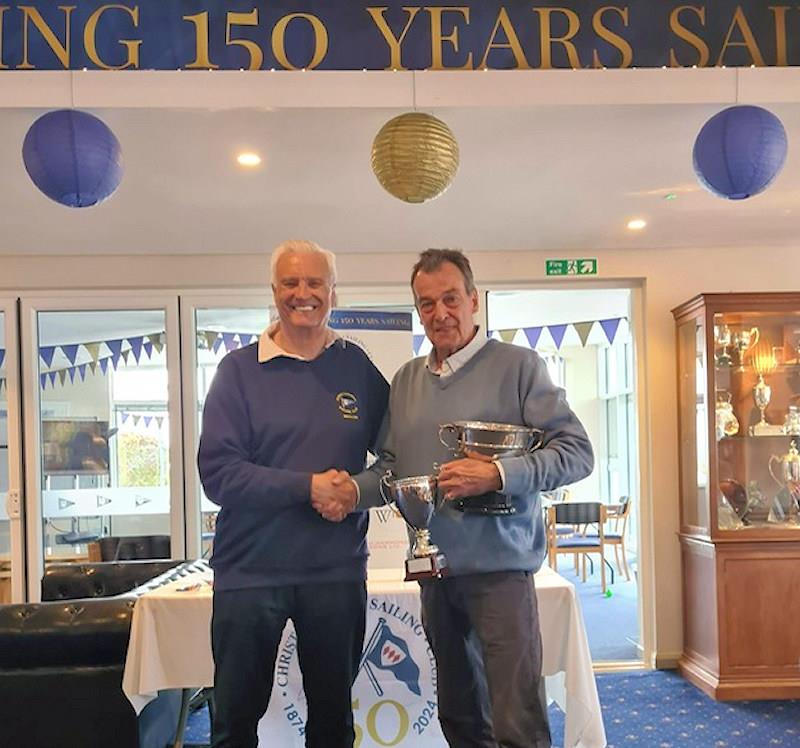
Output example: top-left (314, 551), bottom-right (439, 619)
top-left (123, 565), bottom-right (606, 748)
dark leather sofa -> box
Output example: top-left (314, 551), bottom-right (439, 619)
top-left (97, 534), bottom-right (171, 561)
top-left (0, 559), bottom-right (192, 748)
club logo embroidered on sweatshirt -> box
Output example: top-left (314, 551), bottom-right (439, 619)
top-left (336, 392), bottom-right (359, 420)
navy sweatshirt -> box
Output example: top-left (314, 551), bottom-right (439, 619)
top-left (198, 339), bottom-right (389, 590)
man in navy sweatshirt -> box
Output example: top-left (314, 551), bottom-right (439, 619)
top-left (198, 239), bottom-right (389, 748)
top-left (354, 249), bottom-right (594, 748)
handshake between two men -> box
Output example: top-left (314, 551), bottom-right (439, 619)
top-left (310, 451), bottom-right (503, 523)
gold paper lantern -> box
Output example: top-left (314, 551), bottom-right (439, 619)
top-left (371, 112), bottom-right (459, 203)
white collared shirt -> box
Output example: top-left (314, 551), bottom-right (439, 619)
top-left (425, 325), bottom-right (489, 377)
top-left (257, 321), bottom-right (340, 363)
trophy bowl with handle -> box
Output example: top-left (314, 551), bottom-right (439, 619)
top-left (438, 421), bottom-right (544, 515)
top-left (438, 420), bottom-right (544, 459)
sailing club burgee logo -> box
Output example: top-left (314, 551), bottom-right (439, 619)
top-left (269, 595), bottom-right (441, 746)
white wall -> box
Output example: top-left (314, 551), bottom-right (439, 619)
top-left (0, 242), bottom-right (794, 662)
top-left (563, 345), bottom-right (603, 502)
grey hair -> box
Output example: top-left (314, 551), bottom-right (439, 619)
top-left (411, 248), bottom-right (475, 294)
top-left (270, 239), bottom-right (337, 285)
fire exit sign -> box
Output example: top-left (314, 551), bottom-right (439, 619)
top-left (545, 259), bottom-right (598, 276)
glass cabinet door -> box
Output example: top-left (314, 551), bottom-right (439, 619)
top-left (713, 310), bottom-right (800, 532)
top-left (677, 316), bottom-right (710, 535)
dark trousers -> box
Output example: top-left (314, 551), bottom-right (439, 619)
top-left (420, 571), bottom-right (551, 748)
top-left (211, 581), bottom-right (367, 748)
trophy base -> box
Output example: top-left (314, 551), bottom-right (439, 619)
top-left (405, 553), bottom-right (448, 582)
top-left (751, 422), bottom-right (784, 436)
top-left (454, 492), bottom-right (516, 515)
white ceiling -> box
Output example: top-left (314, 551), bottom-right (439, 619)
top-left (1, 68), bottom-right (799, 257)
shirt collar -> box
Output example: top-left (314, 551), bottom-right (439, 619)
top-left (258, 321), bottom-right (340, 363)
top-left (425, 326), bottom-right (488, 377)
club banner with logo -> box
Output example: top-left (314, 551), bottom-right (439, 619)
top-left (329, 310), bottom-right (413, 573)
top-left (0, 1), bottom-right (797, 71)
top-left (260, 588), bottom-right (442, 747)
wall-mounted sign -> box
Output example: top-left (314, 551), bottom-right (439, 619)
top-left (0, 2), bottom-right (795, 71)
top-left (545, 258), bottom-right (598, 276)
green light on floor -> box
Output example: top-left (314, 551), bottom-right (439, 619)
top-left (664, 193), bottom-right (677, 201)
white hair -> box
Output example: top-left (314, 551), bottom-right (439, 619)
top-left (270, 239), bottom-right (337, 285)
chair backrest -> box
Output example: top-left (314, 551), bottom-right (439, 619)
top-left (614, 496), bottom-right (632, 533)
top-left (553, 501), bottom-right (603, 526)
top-left (547, 502), bottom-right (607, 549)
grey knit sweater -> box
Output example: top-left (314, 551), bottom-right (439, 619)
top-left (354, 339), bottom-right (594, 575)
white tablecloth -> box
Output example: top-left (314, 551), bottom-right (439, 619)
top-left (123, 566), bottom-right (605, 748)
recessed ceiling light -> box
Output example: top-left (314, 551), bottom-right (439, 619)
top-left (237, 152), bottom-right (261, 167)
top-left (627, 218), bottom-right (647, 231)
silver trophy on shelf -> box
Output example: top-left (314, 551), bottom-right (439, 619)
top-left (380, 471), bottom-right (448, 581)
top-left (768, 440), bottom-right (800, 523)
top-left (732, 326), bottom-right (759, 371)
top-left (438, 421), bottom-right (544, 515)
top-left (714, 324), bottom-right (733, 367)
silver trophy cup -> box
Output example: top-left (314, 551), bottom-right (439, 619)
top-left (438, 421), bottom-right (545, 515)
top-left (379, 471), bottom-right (448, 580)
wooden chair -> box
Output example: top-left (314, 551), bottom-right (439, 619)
top-left (547, 502), bottom-right (607, 593)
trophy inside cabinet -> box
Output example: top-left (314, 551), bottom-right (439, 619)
top-left (713, 311), bottom-right (800, 530)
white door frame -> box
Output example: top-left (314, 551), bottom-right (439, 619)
top-left (1, 298), bottom-right (26, 602)
top-left (481, 278), bottom-right (652, 668)
top-left (20, 292), bottom-right (184, 601)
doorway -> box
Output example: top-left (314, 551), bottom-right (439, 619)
top-left (485, 286), bottom-right (643, 664)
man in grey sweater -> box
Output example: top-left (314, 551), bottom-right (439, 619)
top-left (353, 249), bottom-right (594, 748)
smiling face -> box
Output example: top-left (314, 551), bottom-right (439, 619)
top-left (271, 251), bottom-right (335, 334)
top-left (413, 260), bottom-right (478, 362)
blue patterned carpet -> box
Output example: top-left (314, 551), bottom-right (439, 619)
top-left (592, 670), bottom-right (800, 747)
top-left (183, 670), bottom-right (800, 747)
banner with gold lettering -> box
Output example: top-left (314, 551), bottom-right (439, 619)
top-left (0, 1), bottom-right (796, 71)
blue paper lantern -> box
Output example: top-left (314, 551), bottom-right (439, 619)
top-left (22, 109), bottom-right (122, 208)
top-left (692, 105), bottom-right (787, 200)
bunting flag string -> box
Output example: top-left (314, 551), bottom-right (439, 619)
top-left (34, 328), bottom-right (260, 391)
top-left (413, 317), bottom-right (630, 356)
top-left (120, 411), bottom-right (167, 430)
top-left (490, 317), bottom-right (628, 353)
top-left (34, 332), bottom-right (168, 390)
top-left (16, 318), bottom-right (629, 390)
top-left (195, 330), bottom-right (261, 354)
top-left (20, 320), bottom-right (425, 391)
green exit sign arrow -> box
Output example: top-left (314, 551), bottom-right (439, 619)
top-left (545, 258), bottom-right (598, 276)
